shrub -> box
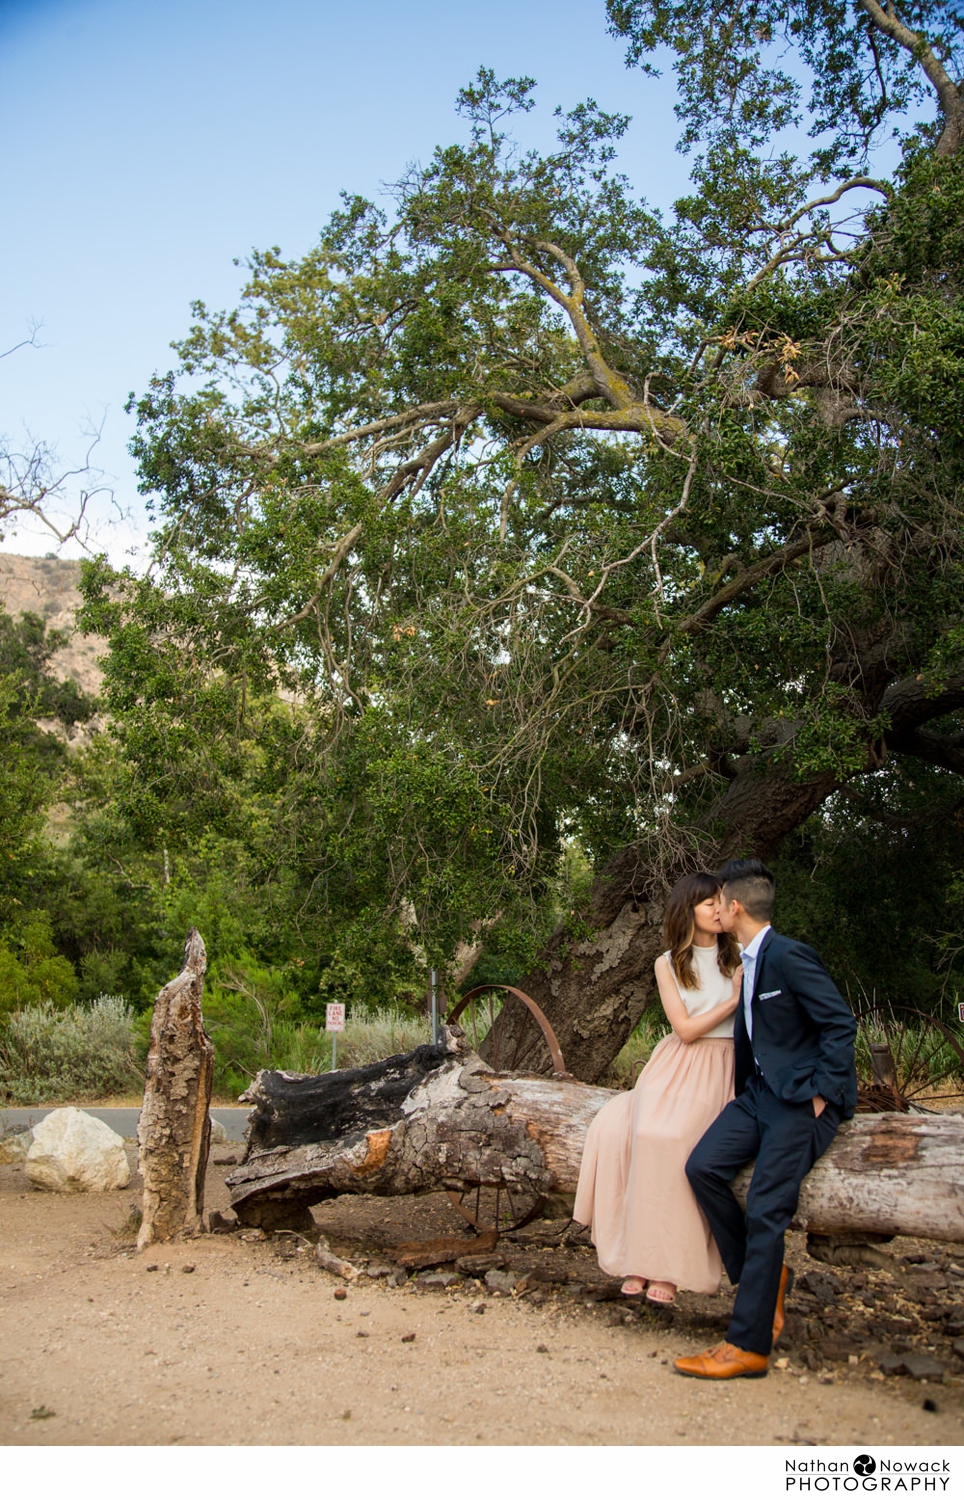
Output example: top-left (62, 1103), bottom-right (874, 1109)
top-left (201, 985), bottom-right (432, 1100)
top-left (0, 913), bottom-right (78, 1021)
top-left (0, 994), bottom-right (140, 1103)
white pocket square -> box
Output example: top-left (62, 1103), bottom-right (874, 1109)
top-left (758, 989), bottom-right (782, 1000)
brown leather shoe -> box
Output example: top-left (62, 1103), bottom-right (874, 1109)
top-left (772, 1264), bottom-right (795, 1346)
top-left (674, 1341), bottom-right (769, 1379)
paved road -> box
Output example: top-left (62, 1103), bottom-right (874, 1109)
top-left (0, 1106), bottom-right (251, 1141)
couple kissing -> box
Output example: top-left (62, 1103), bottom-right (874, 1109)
top-left (574, 857), bottom-right (857, 1379)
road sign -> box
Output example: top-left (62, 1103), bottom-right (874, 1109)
top-left (326, 1003), bottom-right (346, 1032)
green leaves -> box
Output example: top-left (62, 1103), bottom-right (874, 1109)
top-left (76, 45), bottom-right (964, 1007)
top-left (608, 0), bottom-right (964, 170)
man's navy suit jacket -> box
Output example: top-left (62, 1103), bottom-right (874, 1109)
top-left (734, 929), bottom-right (858, 1119)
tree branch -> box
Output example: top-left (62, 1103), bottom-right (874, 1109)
top-left (879, 667), bottom-right (964, 737)
top-left (277, 522), bottom-right (364, 628)
top-left (857, 0), bottom-right (964, 154)
top-left (676, 531), bottom-right (830, 636)
top-left (887, 727), bottom-right (964, 776)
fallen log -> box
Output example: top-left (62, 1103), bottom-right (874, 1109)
top-left (137, 929), bottom-right (214, 1249)
top-left (226, 1027), bottom-right (964, 1244)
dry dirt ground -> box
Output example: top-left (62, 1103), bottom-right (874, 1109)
top-left (2, 1145), bottom-right (963, 1448)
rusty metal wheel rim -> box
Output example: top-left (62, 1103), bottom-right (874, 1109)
top-left (854, 1004), bottom-right (964, 1112)
top-left (445, 984), bottom-right (566, 1075)
top-left (445, 1182), bottom-right (548, 1235)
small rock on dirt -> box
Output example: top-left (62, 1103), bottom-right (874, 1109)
top-left (902, 1355), bottom-right (945, 1381)
top-left (455, 1253), bottom-right (506, 1275)
top-left (906, 1271), bottom-right (949, 1292)
top-left (485, 1269), bottom-right (519, 1294)
top-left (798, 1271), bottom-right (842, 1303)
top-left (818, 1337), bottom-right (854, 1362)
top-left (0, 1127), bottom-right (32, 1164)
top-left (418, 1271), bottom-right (459, 1288)
top-left (582, 1283), bottom-right (624, 1302)
top-left (209, 1117), bottom-right (229, 1145)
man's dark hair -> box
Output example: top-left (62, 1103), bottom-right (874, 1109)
top-left (718, 858), bottom-right (775, 922)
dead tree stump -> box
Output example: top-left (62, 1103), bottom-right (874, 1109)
top-left (137, 929), bottom-right (214, 1249)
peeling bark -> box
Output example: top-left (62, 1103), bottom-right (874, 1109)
top-left (226, 1035), bottom-right (964, 1245)
top-left (227, 1028), bottom-right (609, 1229)
top-left (510, 757), bottom-right (845, 1083)
top-left (137, 930), bottom-right (214, 1249)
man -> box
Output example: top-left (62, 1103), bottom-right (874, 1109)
top-left (674, 857), bottom-right (857, 1380)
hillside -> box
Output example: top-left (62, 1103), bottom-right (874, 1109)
top-left (0, 553), bottom-right (106, 696)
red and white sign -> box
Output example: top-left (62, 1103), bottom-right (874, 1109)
top-left (958, 1002), bottom-right (964, 1026)
top-left (325, 1003), bottom-right (346, 1032)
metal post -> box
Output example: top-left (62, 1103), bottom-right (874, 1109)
top-left (331, 1031), bottom-right (337, 1071)
top-left (430, 968), bottom-right (439, 1046)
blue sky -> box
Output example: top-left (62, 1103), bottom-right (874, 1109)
top-left (0, 0), bottom-right (690, 562)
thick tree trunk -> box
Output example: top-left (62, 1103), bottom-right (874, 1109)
top-left (137, 929), bottom-right (214, 1249)
top-left (509, 760), bottom-right (841, 1083)
top-left (226, 1037), bottom-right (964, 1245)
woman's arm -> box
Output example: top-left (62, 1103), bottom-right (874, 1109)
top-left (655, 955), bottom-right (742, 1045)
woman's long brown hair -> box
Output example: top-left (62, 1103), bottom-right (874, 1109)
top-left (663, 872), bottom-right (741, 990)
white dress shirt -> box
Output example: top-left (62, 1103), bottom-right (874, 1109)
top-left (740, 924), bottom-right (771, 1042)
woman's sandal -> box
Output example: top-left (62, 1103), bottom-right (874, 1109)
top-left (621, 1277), bottom-right (648, 1296)
top-left (645, 1281), bottom-right (677, 1306)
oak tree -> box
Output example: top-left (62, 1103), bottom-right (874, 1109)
top-left (85, 1), bottom-right (964, 1076)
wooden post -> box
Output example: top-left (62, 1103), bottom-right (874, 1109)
top-left (137, 929), bottom-right (214, 1249)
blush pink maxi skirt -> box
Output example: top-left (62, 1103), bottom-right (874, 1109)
top-left (573, 1034), bottom-right (735, 1294)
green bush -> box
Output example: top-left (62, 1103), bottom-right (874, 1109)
top-left (200, 972), bottom-right (431, 1099)
top-left (0, 913), bottom-right (78, 1021)
top-left (0, 994), bottom-right (139, 1103)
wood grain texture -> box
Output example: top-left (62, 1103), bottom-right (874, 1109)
top-left (227, 1031), bottom-right (964, 1242)
top-left (137, 930), bottom-right (214, 1248)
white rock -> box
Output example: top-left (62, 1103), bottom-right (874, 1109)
top-left (26, 1107), bottom-right (131, 1192)
top-left (0, 1128), bottom-right (33, 1164)
top-left (209, 1116), bottom-right (228, 1145)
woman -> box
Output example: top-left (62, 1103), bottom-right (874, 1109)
top-left (573, 872), bottom-right (742, 1305)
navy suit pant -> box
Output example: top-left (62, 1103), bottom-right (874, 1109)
top-left (686, 1075), bottom-right (840, 1356)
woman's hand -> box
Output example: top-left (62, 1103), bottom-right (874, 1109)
top-left (655, 956), bottom-right (744, 1043)
top-left (719, 965), bottom-right (743, 1015)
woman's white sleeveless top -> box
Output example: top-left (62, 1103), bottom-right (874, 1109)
top-left (663, 942), bottom-right (735, 1038)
